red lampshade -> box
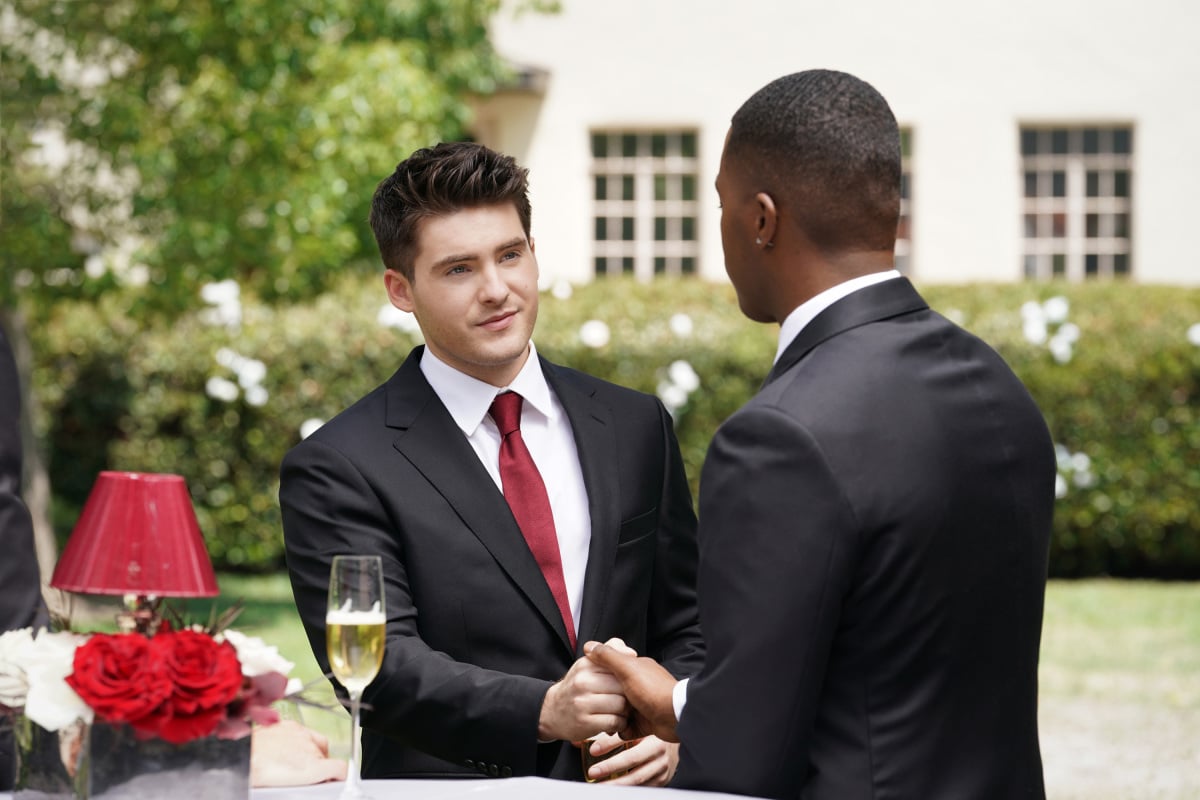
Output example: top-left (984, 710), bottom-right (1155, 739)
top-left (50, 471), bottom-right (218, 598)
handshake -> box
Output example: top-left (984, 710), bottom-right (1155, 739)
top-left (537, 638), bottom-right (683, 785)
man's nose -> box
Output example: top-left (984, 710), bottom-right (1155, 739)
top-left (478, 263), bottom-right (509, 302)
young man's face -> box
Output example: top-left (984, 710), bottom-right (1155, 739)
top-left (384, 203), bottom-right (539, 387)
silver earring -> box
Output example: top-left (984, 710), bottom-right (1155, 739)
top-left (755, 237), bottom-right (763, 245)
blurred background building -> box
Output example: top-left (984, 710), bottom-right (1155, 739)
top-left (472, 0), bottom-right (1200, 286)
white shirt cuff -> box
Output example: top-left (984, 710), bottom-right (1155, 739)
top-left (672, 677), bottom-right (689, 721)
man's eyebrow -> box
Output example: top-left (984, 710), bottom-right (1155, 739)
top-left (495, 237), bottom-right (527, 253)
top-left (431, 251), bottom-right (479, 270)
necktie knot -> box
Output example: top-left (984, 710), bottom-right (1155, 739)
top-left (489, 391), bottom-right (523, 437)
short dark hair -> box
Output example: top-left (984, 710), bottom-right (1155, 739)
top-left (369, 141), bottom-right (532, 279)
top-left (727, 69), bottom-right (901, 255)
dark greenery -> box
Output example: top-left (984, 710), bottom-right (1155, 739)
top-left (28, 276), bottom-right (1200, 578)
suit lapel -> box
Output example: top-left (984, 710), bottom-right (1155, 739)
top-left (763, 277), bottom-right (929, 387)
top-left (541, 358), bottom-right (619, 655)
top-left (386, 348), bottom-right (574, 653)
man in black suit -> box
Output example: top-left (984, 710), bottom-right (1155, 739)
top-left (280, 142), bottom-right (703, 784)
top-left (589, 69), bottom-right (1056, 799)
top-left (1, 323), bottom-right (48, 790)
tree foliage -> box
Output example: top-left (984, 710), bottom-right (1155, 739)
top-left (1, 0), bottom-right (522, 314)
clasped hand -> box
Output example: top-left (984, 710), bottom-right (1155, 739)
top-left (537, 638), bottom-right (680, 785)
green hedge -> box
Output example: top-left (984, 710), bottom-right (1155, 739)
top-left (28, 276), bottom-right (1200, 577)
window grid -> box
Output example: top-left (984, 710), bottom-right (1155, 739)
top-left (591, 131), bottom-right (700, 278)
top-left (896, 128), bottom-right (913, 274)
top-left (1021, 127), bottom-right (1133, 280)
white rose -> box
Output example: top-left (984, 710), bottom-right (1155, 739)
top-left (23, 631), bottom-right (93, 731)
top-left (222, 629), bottom-right (294, 678)
top-left (0, 628), bottom-right (37, 708)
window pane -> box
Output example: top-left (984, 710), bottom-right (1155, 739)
top-left (1086, 214), bottom-right (1099, 238)
top-left (654, 175), bottom-right (667, 201)
top-left (897, 215), bottom-right (911, 240)
top-left (1051, 130), bottom-right (1069, 154)
top-left (901, 129), bottom-right (913, 157)
top-left (682, 217), bottom-right (696, 241)
top-left (1114, 253), bottom-right (1129, 274)
top-left (1052, 171), bottom-right (1066, 197)
top-left (1113, 129), bottom-right (1132, 154)
top-left (1086, 171), bottom-right (1100, 198)
top-left (651, 134), bottom-right (667, 158)
top-left (1052, 213), bottom-right (1066, 237)
top-left (622, 256), bottom-right (634, 273)
top-left (1114, 170), bottom-right (1130, 198)
top-left (1085, 254), bottom-right (1099, 275)
top-left (1024, 214), bottom-right (1038, 238)
top-left (1020, 130), bottom-right (1038, 156)
top-left (654, 256), bottom-right (666, 274)
top-left (622, 217), bottom-right (635, 241)
top-left (621, 134), bottom-right (638, 158)
top-left (1083, 128), bottom-right (1100, 154)
top-left (680, 133), bottom-right (697, 158)
top-left (594, 217), bottom-right (607, 240)
top-left (900, 173), bottom-right (910, 200)
top-left (591, 133), bottom-right (608, 158)
top-left (682, 256), bottom-right (696, 274)
top-left (1115, 213), bottom-right (1129, 238)
top-left (681, 175), bottom-right (696, 201)
top-left (1024, 172), bottom-right (1039, 198)
top-left (622, 175), bottom-right (634, 201)
top-left (654, 217), bottom-right (667, 241)
top-left (1024, 255), bottom-right (1039, 279)
top-left (594, 176), bottom-right (607, 201)
top-left (1052, 254), bottom-right (1066, 276)
top-left (594, 257), bottom-right (607, 275)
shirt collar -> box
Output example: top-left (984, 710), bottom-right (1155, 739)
top-left (774, 270), bottom-right (902, 364)
top-left (419, 341), bottom-right (556, 435)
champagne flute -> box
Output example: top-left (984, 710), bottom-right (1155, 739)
top-left (327, 555), bottom-right (386, 800)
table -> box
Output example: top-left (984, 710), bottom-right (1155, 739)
top-left (4, 776), bottom-right (759, 799)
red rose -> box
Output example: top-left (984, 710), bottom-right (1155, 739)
top-left (65, 633), bottom-right (173, 736)
top-left (150, 629), bottom-right (244, 744)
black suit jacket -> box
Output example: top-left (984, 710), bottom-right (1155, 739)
top-left (1, 324), bottom-right (47, 791)
top-left (280, 346), bottom-right (703, 780)
top-left (673, 278), bottom-right (1054, 799)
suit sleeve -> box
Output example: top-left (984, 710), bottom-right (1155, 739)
top-left (279, 438), bottom-right (551, 775)
top-left (672, 405), bottom-right (859, 799)
top-left (647, 400), bottom-right (705, 679)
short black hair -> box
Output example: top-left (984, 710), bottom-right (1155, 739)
top-left (369, 142), bottom-right (532, 280)
top-left (727, 69), bottom-right (901, 255)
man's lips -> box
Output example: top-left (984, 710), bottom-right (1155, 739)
top-left (479, 310), bottom-right (517, 330)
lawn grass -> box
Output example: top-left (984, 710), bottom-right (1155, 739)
top-left (179, 575), bottom-right (1200, 774)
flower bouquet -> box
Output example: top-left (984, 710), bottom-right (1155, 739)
top-left (0, 611), bottom-right (300, 799)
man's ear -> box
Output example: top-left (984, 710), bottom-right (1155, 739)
top-left (383, 269), bottom-right (415, 312)
top-left (755, 192), bottom-right (778, 249)
top-left (529, 236), bottom-right (536, 255)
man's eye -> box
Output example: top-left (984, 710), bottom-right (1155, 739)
top-left (448, 265), bottom-right (468, 275)
top-left (501, 250), bottom-right (520, 262)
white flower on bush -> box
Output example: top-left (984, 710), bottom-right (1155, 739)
top-left (377, 303), bottom-right (422, 334)
top-left (1042, 295), bottom-right (1070, 324)
top-left (579, 320), bottom-right (610, 348)
top-left (200, 279), bottom-right (243, 330)
top-left (1187, 323), bottom-right (1200, 347)
top-left (657, 381), bottom-right (689, 414)
top-left (244, 385), bottom-right (269, 407)
top-left (3, 630), bottom-right (94, 731)
top-left (221, 630), bottom-right (294, 678)
top-left (1054, 443), bottom-right (1096, 498)
top-left (1022, 296), bottom-right (1078, 361)
top-left (668, 360), bottom-right (701, 393)
top-left (205, 376), bottom-right (240, 403)
top-left (669, 313), bottom-right (694, 338)
top-left (299, 418), bottom-right (325, 439)
top-left (551, 279), bottom-right (573, 301)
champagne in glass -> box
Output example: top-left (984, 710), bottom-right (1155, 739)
top-left (327, 555), bottom-right (386, 800)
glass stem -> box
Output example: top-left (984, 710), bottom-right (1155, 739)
top-left (346, 691), bottom-right (363, 793)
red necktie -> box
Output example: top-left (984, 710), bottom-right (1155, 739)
top-left (489, 391), bottom-right (576, 649)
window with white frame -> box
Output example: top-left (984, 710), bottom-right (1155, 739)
top-left (896, 128), bottom-right (913, 274)
top-left (1021, 126), bottom-right (1133, 280)
top-left (590, 131), bottom-right (699, 279)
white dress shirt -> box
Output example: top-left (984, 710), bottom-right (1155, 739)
top-left (419, 342), bottom-right (591, 632)
top-left (671, 269), bottom-right (903, 721)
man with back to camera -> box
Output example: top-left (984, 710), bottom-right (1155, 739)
top-left (279, 141), bottom-right (704, 784)
top-left (589, 69), bottom-right (1056, 799)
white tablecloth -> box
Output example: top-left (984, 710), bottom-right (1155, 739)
top-left (4, 776), bottom-right (760, 799)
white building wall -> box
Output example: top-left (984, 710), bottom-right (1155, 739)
top-left (482, 0), bottom-right (1200, 286)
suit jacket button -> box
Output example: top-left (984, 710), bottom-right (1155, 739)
top-left (477, 762), bottom-right (488, 774)
top-left (501, 766), bottom-right (512, 778)
top-left (463, 759), bottom-right (474, 768)
top-left (489, 764), bottom-right (499, 777)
